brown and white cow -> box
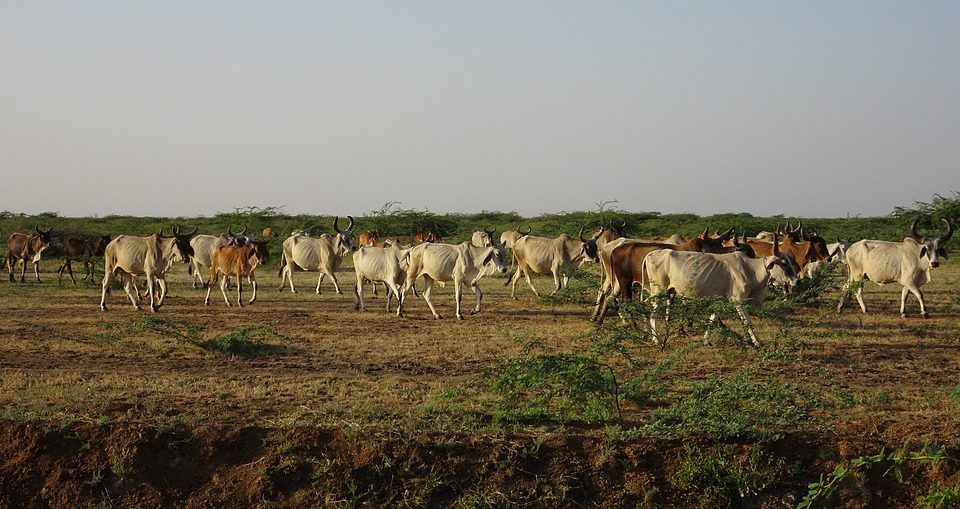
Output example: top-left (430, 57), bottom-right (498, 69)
top-left (99, 228), bottom-right (196, 312)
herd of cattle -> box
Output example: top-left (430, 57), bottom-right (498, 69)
top-left (3, 217), bottom-right (955, 344)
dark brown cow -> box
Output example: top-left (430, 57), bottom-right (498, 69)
top-left (6, 226), bottom-right (53, 283)
top-left (57, 235), bottom-right (111, 286)
top-left (594, 233), bottom-right (749, 323)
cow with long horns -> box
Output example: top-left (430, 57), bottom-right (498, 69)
top-left (838, 219), bottom-right (954, 318)
top-left (278, 216), bottom-right (358, 294)
top-left (506, 228), bottom-right (601, 298)
top-left (6, 226), bottom-right (53, 283)
top-left (99, 226), bottom-right (197, 311)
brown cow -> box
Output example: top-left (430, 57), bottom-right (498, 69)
top-left (593, 232), bottom-right (747, 323)
top-left (205, 241), bottom-right (269, 307)
top-left (358, 230), bottom-right (380, 247)
top-left (415, 231), bottom-right (442, 244)
top-left (57, 235), bottom-right (112, 286)
top-left (6, 226), bottom-right (53, 283)
top-left (747, 231), bottom-right (830, 273)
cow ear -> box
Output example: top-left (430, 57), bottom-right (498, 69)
top-left (919, 245), bottom-right (929, 259)
top-left (938, 248), bottom-right (948, 260)
top-left (482, 250), bottom-right (494, 266)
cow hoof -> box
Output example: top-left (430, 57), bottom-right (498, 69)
top-left (204, 301), bottom-right (210, 306)
top-left (434, 315), bottom-right (443, 320)
top-left (470, 310), bottom-right (480, 315)
top-left (922, 312), bottom-right (930, 319)
top-left (456, 315), bottom-right (465, 321)
top-left (901, 313), bottom-right (908, 318)
top-left (100, 306), bottom-right (107, 312)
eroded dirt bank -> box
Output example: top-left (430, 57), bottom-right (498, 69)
top-left (2, 420), bottom-right (959, 508)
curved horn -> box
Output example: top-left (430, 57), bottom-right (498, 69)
top-left (940, 218), bottom-right (954, 243)
top-left (333, 216), bottom-right (342, 234)
top-left (520, 225), bottom-right (532, 235)
top-left (910, 219), bottom-right (922, 240)
top-left (719, 227), bottom-right (735, 240)
top-left (620, 218), bottom-right (627, 228)
top-left (347, 216), bottom-right (355, 231)
top-left (43, 226), bottom-right (53, 234)
top-left (174, 224), bottom-right (182, 235)
top-left (837, 235), bottom-right (842, 244)
top-left (772, 232), bottom-right (780, 256)
top-left (35, 225), bottom-right (41, 235)
top-left (228, 226), bottom-right (235, 236)
top-left (578, 226), bottom-right (586, 242)
top-left (182, 226), bottom-right (198, 236)
top-left (159, 227), bottom-right (166, 238)
top-left (241, 225), bottom-right (248, 235)
top-left (701, 227), bottom-right (709, 239)
top-left (484, 226), bottom-right (495, 235)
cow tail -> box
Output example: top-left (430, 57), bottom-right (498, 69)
top-left (639, 255), bottom-right (647, 303)
top-left (278, 252), bottom-right (286, 278)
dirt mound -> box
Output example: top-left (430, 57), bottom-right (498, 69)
top-left (2, 420), bottom-right (958, 508)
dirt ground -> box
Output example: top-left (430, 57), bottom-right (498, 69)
top-left (1, 263), bottom-right (959, 507)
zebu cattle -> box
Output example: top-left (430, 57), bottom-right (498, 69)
top-left (6, 226), bottom-right (53, 283)
top-left (358, 231), bottom-right (379, 247)
top-left (57, 235), bottom-right (111, 285)
top-left (471, 227), bottom-right (497, 248)
top-left (403, 241), bottom-right (508, 320)
top-left (188, 226), bottom-right (248, 288)
top-left (99, 228), bottom-right (196, 312)
top-left (500, 226), bottom-right (531, 250)
top-left (827, 237), bottom-right (852, 262)
top-left (642, 249), bottom-right (798, 346)
top-left (747, 232), bottom-right (830, 272)
top-left (838, 219), bottom-right (953, 318)
top-left (204, 241), bottom-right (269, 307)
top-left (353, 242), bottom-right (412, 316)
top-left (415, 231), bottom-right (442, 244)
top-left (591, 232), bottom-right (737, 323)
top-left (506, 229), bottom-right (599, 298)
top-left (278, 216), bottom-right (357, 294)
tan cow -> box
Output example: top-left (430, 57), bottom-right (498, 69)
top-left (99, 228), bottom-right (195, 312)
top-left (205, 241), bottom-right (269, 307)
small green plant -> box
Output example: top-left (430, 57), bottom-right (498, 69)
top-left (799, 440), bottom-right (953, 509)
top-left (672, 445), bottom-right (782, 507)
top-left (918, 481), bottom-right (960, 508)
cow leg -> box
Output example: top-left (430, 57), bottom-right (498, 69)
top-left (220, 276), bottom-right (231, 307)
top-left (33, 260), bottom-right (41, 283)
top-left (122, 275), bottom-right (141, 311)
top-left (737, 305), bottom-right (761, 347)
top-left (57, 259), bottom-right (67, 284)
top-left (315, 272), bottom-right (325, 294)
top-left (327, 272), bottom-right (344, 295)
top-left (854, 285), bottom-right (867, 314)
top-left (66, 260), bottom-right (77, 286)
top-left (454, 278), bottom-right (465, 320)
top-left (7, 256), bottom-right (13, 282)
top-left (422, 276), bottom-right (442, 319)
top-left (522, 268), bottom-right (540, 298)
top-left (191, 260), bottom-right (202, 288)
top-left (549, 269), bottom-right (562, 295)
top-left (249, 276), bottom-right (258, 305)
top-left (146, 275), bottom-right (158, 312)
top-left (354, 275), bottom-right (365, 312)
top-left (703, 313), bottom-right (719, 345)
top-left (19, 259), bottom-right (27, 283)
top-left (282, 265), bottom-right (298, 293)
top-left (156, 278), bottom-right (168, 308)
top-left (469, 282), bottom-right (483, 315)
top-left (648, 298), bottom-right (660, 345)
top-left (99, 270), bottom-right (112, 311)
top-left (204, 275), bottom-right (215, 306)
top-left (82, 259), bottom-right (92, 281)
top-left (904, 284), bottom-right (928, 318)
top-left (371, 278), bottom-right (379, 297)
top-left (236, 277), bottom-right (243, 308)
top-left (899, 287), bottom-right (910, 318)
top-left (387, 281), bottom-right (403, 317)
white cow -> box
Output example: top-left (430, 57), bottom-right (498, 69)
top-left (471, 227), bottom-right (497, 248)
top-left (403, 241), bottom-right (508, 320)
top-left (826, 237), bottom-right (852, 262)
top-left (99, 229), bottom-right (196, 312)
top-left (642, 250), bottom-right (798, 346)
top-left (353, 242), bottom-right (412, 316)
top-left (837, 219), bottom-right (953, 318)
top-left (188, 227), bottom-right (247, 288)
top-left (507, 229), bottom-right (598, 298)
top-left (278, 217), bottom-right (357, 294)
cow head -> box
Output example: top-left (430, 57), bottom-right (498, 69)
top-left (94, 235), bottom-right (112, 255)
top-left (481, 244), bottom-right (509, 274)
top-left (911, 219), bottom-right (954, 268)
top-left (732, 233), bottom-right (757, 258)
top-left (333, 216), bottom-right (358, 252)
top-left (579, 226), bottom-right (606, 262)
top-left (227, 225), bottom-right (249, 246)
top-left (248, 240), bottom-right (269, 264)
top-left (166, 225), bottom-right (197, 263)
top-left (33, 225), bottom-right (53, 247)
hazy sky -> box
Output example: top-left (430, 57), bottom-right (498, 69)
top-left (2, 1), bottom-right (958, 218)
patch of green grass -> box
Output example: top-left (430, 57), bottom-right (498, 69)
top-left (918, 481), bottom-right (960, 508)
top-left (672, 444), bottom-right (783, 508)
top-left (629, 367), bottom-right (817, 440)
